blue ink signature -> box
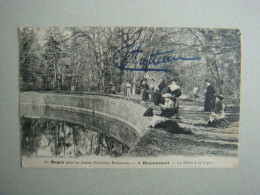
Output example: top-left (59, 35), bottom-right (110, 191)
top-left (112, 45), bottom-right (201, 72)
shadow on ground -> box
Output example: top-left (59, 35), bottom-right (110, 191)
top-left (130, 100), bottom-right (239, 157)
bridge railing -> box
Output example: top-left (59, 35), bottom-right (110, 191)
top-left (20, 91), bottom-right (151, 136)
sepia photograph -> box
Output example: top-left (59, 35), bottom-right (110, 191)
top-left (19, 26), bottom-right (241, 168)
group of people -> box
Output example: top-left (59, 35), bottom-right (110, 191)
top-left (110, 77), bottom-right (226, 128)
top-left (141, 78), bottom-right (182, 119)
top-left (141, 78), bottom-right (226, 128)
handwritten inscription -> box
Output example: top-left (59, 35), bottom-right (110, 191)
top-left (112, 45), bottom-right (201, 72)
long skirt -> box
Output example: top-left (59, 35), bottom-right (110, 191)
top-left (151, 91), bottom-right (155, 102)
top-left (204, 97), bottom-right (214, 112)
top-left (160, 108), bottom-right (177, 118)
top-left (154, 92), bottom-right (162, 105)
top-left (142, 91), bottom-right (149, 101)
top-left (209, 112), bottom-right (225, 123)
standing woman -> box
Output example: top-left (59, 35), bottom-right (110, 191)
top-left (166, 79), bottom-right (182, 119)
top-left (204, 79), bottom-right (216, 112)
top-left (150, 79), bottom-right (156, 102)
top-left (125, 82), bottom-right (131, 97)
top-left (154, 78), bottom-right (166, 105)
top-left (141, 79), bottom-right (150, 101)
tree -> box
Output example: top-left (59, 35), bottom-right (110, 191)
top-left (190, 28), bottom-right (241, 104)
top-left (19, 28), bottom-right (43, 90)
top-left (19, 27), bottom-right (241, 106)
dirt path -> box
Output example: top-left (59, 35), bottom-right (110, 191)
top-left (131, 99), bottom-right (239, 157)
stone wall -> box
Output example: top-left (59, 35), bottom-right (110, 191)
top-left (20, 92), bottom-right (150, 136)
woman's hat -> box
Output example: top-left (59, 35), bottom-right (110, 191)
top-left (216, 94), bottom-right (224, 100)
top-left (162, 93), bottom-right (172, 98)
top-left (205, 78), bottom-right (211, 83)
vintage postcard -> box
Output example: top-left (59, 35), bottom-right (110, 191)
top-left (19, 27), bottom-right (240, 168)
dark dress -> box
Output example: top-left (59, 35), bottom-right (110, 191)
top-left (154, 81), bottom-right (166, 105)
top-left (150, 84), bottom-right (155, 102)
top-left (142, 83), bottom-right (149, 101)
top-left (204, 85), bottom-right (216, 112)
top-left (154, 120), bottom-right (192, 134)
top-left (110, 84), bottom-right (116, 94)
top-left (167, 87), bottom-right (181, 99)
top-left (160, 107), bottom-right (178, 118)
top-left (139, 79), bottom-right (144, 95)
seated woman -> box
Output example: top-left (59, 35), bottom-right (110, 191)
top-left (143, 94), bottom-right (176, 127)
top-left (205, 94), bottom-right (226, 127)
top-left (159, 93), bottom-right (178, 118)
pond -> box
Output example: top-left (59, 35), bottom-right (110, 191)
top-left (20, 105), bottom-right (139, 158)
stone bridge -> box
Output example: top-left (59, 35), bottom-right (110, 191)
top-left (20, 92), bottom-right (151, 148)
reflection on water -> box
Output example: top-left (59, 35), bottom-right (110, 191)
top-left (21, 105), bottom-right (139, 148)
top-left (21, 117), bottom-right (129, 157)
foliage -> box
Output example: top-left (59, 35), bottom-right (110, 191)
top-left (19, 27), bottom-right (241, 105)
